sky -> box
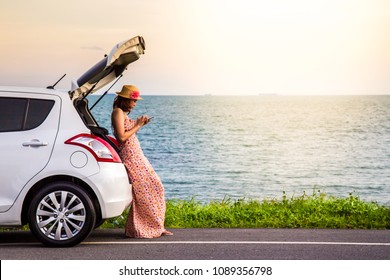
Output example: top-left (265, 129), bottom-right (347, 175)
top-left (0, 0), bottom-right (389, 95)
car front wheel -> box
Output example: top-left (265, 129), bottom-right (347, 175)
top-left (28, 181), bottom-right (96, 247)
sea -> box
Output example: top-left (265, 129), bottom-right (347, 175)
top-left (87, 94), bottom-right (390, 206)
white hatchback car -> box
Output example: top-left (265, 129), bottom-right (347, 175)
top-left (0, 36), bottom-right (145, 247)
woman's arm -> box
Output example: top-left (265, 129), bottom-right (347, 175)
top-left (111, 108), bottom-right (150, 143)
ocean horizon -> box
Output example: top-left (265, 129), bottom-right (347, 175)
top-left (88, 94), bottom-right (390, 206)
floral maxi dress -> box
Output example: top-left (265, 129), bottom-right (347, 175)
top-left (116, 116), bottom-right (166, 238)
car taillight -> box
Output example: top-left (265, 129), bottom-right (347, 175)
top-left (65, 134), bottom-right (121, 163)
top-left (106, 135), bottom-right (119, 147)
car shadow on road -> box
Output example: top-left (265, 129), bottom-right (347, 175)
top-left (0, 229), bottom-right (39, 244)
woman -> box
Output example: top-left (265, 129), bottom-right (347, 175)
top-left (111, 85), bottom-right (172, 238)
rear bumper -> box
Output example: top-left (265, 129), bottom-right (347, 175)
top-left (86, 162), bottom-right (132, 218)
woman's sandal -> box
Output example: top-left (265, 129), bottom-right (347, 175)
top-left (161, 230), bottom-right (173, 236)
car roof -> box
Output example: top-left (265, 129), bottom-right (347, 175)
top-left (0, 86), bottom-right (68, 96)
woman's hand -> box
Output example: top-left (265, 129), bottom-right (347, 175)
top-left (112, 109), bottom-right (152, 143)
top-left (136, 115), bottom-right (152, 127)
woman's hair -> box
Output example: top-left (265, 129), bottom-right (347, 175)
top-left (113, 96), bottom-right (131, 112)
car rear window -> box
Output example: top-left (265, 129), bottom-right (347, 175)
top-left (0, 97), bottom-right (55, 132)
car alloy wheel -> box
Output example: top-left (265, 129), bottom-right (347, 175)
top-left (28, 181), bottom-right (96, 247)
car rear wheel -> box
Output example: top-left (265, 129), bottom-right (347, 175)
top-left (28, 181), bottom-right (96, 247)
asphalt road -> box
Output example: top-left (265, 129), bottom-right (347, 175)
top-left (0, 228), bottom-right (389, 260)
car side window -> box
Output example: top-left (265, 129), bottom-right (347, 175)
top-left (0, 97), bottom-right (55, 132)
top-left (0, 97), bottom-right (26, 132)
top-left (25, 99), bottom-right (55, 130)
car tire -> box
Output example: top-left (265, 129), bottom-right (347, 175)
top-left (28, 181), bottom-right (96, 247)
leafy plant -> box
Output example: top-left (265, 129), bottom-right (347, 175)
top-left (100, 190), bottom-right (390, 229)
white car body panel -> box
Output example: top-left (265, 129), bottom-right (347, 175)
top-left (0, 91), bottom-right (60, 212)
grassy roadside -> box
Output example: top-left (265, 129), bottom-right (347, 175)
top-left (101, 190), bottom-right (390, 229)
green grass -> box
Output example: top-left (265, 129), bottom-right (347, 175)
top-left (101, 190), bottom-right (390, 229)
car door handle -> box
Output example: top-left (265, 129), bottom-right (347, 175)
top-left (22, 140), bottom-right (49, 147)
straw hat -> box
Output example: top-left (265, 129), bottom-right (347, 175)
top-left (115, 85), bottom-right (143, 100)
